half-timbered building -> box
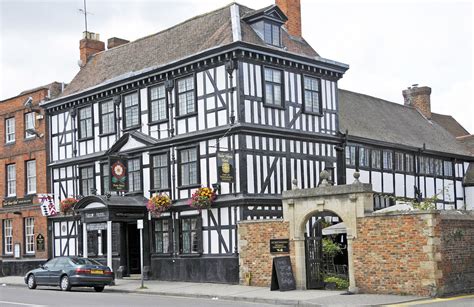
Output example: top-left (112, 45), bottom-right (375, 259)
top-left (40, 0), bottom-right (473, 284)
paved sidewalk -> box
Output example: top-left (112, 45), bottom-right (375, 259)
top-left (0, 275), bottom-right (425, 306)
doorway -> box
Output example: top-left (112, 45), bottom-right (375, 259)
top-left (127, 223), bottom-right (140, 274)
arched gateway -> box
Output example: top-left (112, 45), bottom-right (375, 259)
top-left (281, 179), bottom-right (374, 291)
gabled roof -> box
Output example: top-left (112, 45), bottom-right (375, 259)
top-left (58, 3), bottom-right (318, 98)
top-left (338, 89), bottom-right (473, 158)
top-left (241, 4), bottom-right (288, 23)
top-left (431, 113), bottom-right (470, 137)
top-left (106, 130), bottom-right (158, 155)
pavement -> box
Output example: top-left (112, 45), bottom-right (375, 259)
top-left (0, 275), bottom-right (427, 306)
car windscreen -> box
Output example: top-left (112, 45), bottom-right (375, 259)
top-left (70, 258), bottom-right (104, 266)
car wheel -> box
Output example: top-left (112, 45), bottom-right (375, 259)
top-left (94, 286), bottom-right (105, 292)
top-left (27, 274), bottom-right (37, 289)
top-left (60, 275), bottom-right (71, 291)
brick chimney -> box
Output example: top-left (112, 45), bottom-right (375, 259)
top-left (107, 37), bottom-right (129, 49)
top-left (79, 31), bottom-right (105, 66)
top-left (275, 0), bottom-right (302, 37)
top-left (402, 84), bottom-right (432, 119)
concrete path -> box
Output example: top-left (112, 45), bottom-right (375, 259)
top-left (0, 275), bottom-right (425, 306)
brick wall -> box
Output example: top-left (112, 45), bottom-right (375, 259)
top-left (238, 219), bottom-right (295, 287)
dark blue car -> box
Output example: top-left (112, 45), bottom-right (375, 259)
top-left (24, 256), bottom-right (114, 292)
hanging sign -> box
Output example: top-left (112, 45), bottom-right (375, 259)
top-left (36, 234), bottom-right (45, 252)
top-left (38, 194), bottom-right (57, 216)
top-left (109, 156), bottom-right (128, 192)
top-left (217, 151), bottom-right (234, 183)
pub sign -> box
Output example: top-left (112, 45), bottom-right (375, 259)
top-left (109, 156), bottom-right (128, 192)
top-left (36, 234), bottom-right (45, 252)
top-left (217, 151), bottom-right (234, 183)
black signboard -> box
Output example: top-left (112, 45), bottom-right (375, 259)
top-left (217, 152), bottom-right (234, 183)
top-left (109, 156), bottom-right (128, 191)
top-left (36, 234), bottom-right (45, 252)
top-left (3, 196), bottom-right (33, 207)
top-left (270, 256), bottom-right (296, 291)
top-left (270, 239), bottom-right (290, 253)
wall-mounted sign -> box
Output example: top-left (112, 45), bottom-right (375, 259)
top-left (36, 234), bottom-right (45, 252)
top-left (217, 151), bottom-right (234, 183)
top-left (270, 239), bottom-right (290, 253)
top-left (137, 219), bottom-right (143, 229)
top-left (2, 197), bottom-right (33, 207)
top-left (14, 243), bottom-right (21, 258)
top-left (87, 223), bottom-right (107, 231)
top-left (38, 194), bottom-right (57, 216)
top-left (109, 156), bottom-right (128, 192)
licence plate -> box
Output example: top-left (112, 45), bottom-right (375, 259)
top-left (91, 270), bottom-right (103, 275)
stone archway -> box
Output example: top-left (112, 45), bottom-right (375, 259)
top-left (282, 181), bottom-right (374, 291)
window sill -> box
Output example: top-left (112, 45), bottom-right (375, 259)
top-left (262, 103), bottom-right (285, 110)
top-left (148, 119), bottom-right (168, 126)
top-left (151, 253), bottom-right (173, 257)
top-left (177, 184), bottom-right (201, 190)
top-left (2, 254), bottom-right (14, 258)
top-left (122, 126), bottom-right (142, 133)
top-left (78, 137), bottom-right (94, 142)
top-left (124, 191), bottom-right (143, 196)
top-left (25, 193), bottom-right (37, 197)
top-left (178, 253), bottom-right (202, 258)
top-left (175, 112), bottom-right (197, 120)
top-left (303, 110), bottom-right (324, 117)
top-left (24, 137), bottom-right (37, 142)
top-left (22, 253), bottom-right (36, 258)
top-left (4, 141), bottom-right (16, 146)
top-left (149, 188), bottom-right (171, 194)
top-left (98, 132), bottom-right (115, 137)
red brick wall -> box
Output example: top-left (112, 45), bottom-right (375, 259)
top-left (238, 219), bottom-right (295, 287)
top-left (275, 0), bottom-right (302, 37)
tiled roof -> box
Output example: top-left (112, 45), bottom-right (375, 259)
top-left (338, 89), bottom-right (473, 157)
top-left (431, 113), bottom-right (470, 137)
top-left (60, 3), bottom-right (318, 98)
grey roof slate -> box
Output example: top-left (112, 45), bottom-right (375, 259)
top-left (60, 3), bottom-right (317, 98)
top-left (338, 89), bottom-right (473, 157)
top-left (431, 113), bottom-right (470, 137)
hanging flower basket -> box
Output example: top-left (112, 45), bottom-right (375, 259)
top-left (189, 187), bottom-right (216, 211)
top-left (60, 198), bottom-right (77, 214)
top-left (147, 193), bottom-right (172, 217)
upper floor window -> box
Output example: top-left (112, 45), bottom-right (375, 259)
top-left (264, 22), bottom-right (281, 46)
top-left (80, 166), bottom-right (95, 196)
top-left (3, 219), bottom-right (13, 254)
top-left (128, 158), bottom-right (141, 192)
top-left (78, 107), bottom-right (93, 139)
top-left (406, 154), bottom-right (414, 173)
top-left (101, 163), bottom-right (110, 195)
top-left (371, 150), bottom-right (381, 169)
top-left (25, 217), bottom-right (35, 254)
top-left (100, 101), bottom-right (115, 135)
top-left (179, 216), bottom-right (201, 254)
top-left (345, 145), bottom-right (356, 166)
top-left (359, 147), bottom-right (369, 168)
top-left (5, 117), bottom-right (15, 143)
top-left (179, 148), bottom-right (198, 187)
top-left (394, 152), bottom-right (405, 172)
top-left (443, 161), bottom-right (453, 177)
top-left (6, 164), bottom-right (16, 197)
top-left (26, 160), bottom-right (36, 194)
top-left (177, 76), bottom-right (195, 116)
top-left (383, 151), bottom-right (393, 170)
top-left (433, 159), bottom-right (442, 176)
top-left (123, 92), bottom-right (140, 129)
top-left (152, 153), bottom-right (169, 191)
top-left (149, 84), bottom-right (167, 122)
top-left (154, 219), bottom-right (171, 254)
top-left (24, 112), bottom-right (35, 139)
top-left (303, 76), bottom-right (322, 114)
top-left (263, 67), bottom-right (283, 107)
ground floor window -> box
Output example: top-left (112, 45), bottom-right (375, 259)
top-left (3, 219), bottom-right (13, 254)
top-left (154, 219), bottom-right (172, 254)
top-left (179, 216), bottom-right (201, 254)
top-left (25, 217), bottom-right (35, 254)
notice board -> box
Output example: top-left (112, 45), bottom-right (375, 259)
top-left (270, 256), bottom-right (296, 291)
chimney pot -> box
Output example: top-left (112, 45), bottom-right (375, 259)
top-left (402, 85), bottom-right (432, 119)
top-left (79, 31), bottom-right (105, 67)
top-left (275, 0), bottom-right (302, 37)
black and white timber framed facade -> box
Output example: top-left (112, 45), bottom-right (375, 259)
top-left (41, 2), bottom-right (474, 283)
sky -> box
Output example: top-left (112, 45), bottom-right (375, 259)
top-left (1, 0), bottom-right (472, 133)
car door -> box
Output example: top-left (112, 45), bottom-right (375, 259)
top-left (35, 258), bottom-right (57, 285)
top-left (48, 257), bottom-right (67, 285)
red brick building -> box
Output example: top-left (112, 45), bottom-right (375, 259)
top-left (0, 82), bottom-right (63, 275)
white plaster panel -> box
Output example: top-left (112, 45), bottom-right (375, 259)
top-left (247, 155), bottom-right (254, 193)
top-left (383, 173), bottom-right (393, 193)
top-left (395, 173), bottom-right (404, 197)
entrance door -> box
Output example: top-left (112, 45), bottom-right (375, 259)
top-left (304, 219), bottom-right (324, 289)
top-left (127, 223), bottom-right (140, 274)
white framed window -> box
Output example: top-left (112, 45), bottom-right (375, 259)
top-left (177, 76), bottom-right (195, 116)
top-left (128, 158), bottom-right (142, 192)
top-left (5, 117), bottom-right (15, 143)
top-left (24, 112), bottom-right (35, 138)
top-left (26, 160), bottom-right (36, 194)
top-left (79, 106), bottom-right (93, 139)
top-left (4, 219), bottom-right (13, 254)
top-left (124, 92), bottom-right (140, 128)
top-left (100, 100), bottom-right (115, 135)
top-left (25, 217), bottom-right (35, 254)
top-left (152, 153), bottom-right (169, 190)
top-left (7, 164), bottom-right (16, 197)
top-left (303, 76), bottom-right (322, 114)
top-left (149, 84), bottom-right (167, 122)
top-left (80, 166), bottom-right (95, 195)
top-left (263, 67), bottom-right (283, 107)
top-left (179, 148), bottom-right (198, 186)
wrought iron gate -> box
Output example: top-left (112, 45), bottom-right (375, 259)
top-left (304, 220), bottom-right (324, 289)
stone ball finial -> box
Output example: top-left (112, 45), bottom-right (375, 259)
top-left (319, 170), bottom-right (329, 187)
top-left (353, 171), bottom-right (361, 184)
top-left (292, 178), bottom-right (299, 189)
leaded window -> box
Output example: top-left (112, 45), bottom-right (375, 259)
top-left (79, 107), bottom-right (93, 139)
top-left (395, 152), bottom-right (405, 172)
top-left (154, 219), bottom-right (171, 254)
top-left (359, 147), bottom-right (369, 167)
top-left (180, 216), bottom-right (201, 254)
top-left (371, 150), bottom-right (381, 169)
top-left (264, 22), bottom-right (281, 46)
top-left (443, 161), bottom-right (453, 177)
top-left (406, 154), bottom-right (414, 173)
top-left (5, 117), bottom-right (15, 143)
top-left (7, 164), bottom-right (16, 197)
top-left (128, 158), bottom-right (141, 192)
top-left (100, 101), bottom-right (115, 134)
top-left (383, 151), bottom-right (393, 170)
top-left (80, 166), bottom-right (95, 196)
top-left (303, 76), bottom-right (321, 114)
top-left (25, 217), bottom-right (35, 254)
top-left (26, 160), bottom-right (36, 194)
top-left (264, 67), bottom-right (283, 106)
top-left (179, 148), bottom-right (198, 186)
top-left (177, 76), bottom-right (195, 116)
top-left (24, 112), bottom-right (35, 138)
top-left (150, 84), bottom-right (167, 122)
top-left (101, 163), bottom-right (110, 195)
top-left (152, 154), bottom-right (169, 190)
top-left (345, 145), bottom-right (356, 166)
top-left (124, 92), bottom-right (140, 128)
top-left (3, 219), bottom-right (13, 254)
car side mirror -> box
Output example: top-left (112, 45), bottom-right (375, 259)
top-left (38, 264), bottom-right (44, 269)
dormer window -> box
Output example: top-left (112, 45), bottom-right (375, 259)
top-left (243, 5), bottom-right (287, 48)
top-left (264, 22), bottom-right (281, 46)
